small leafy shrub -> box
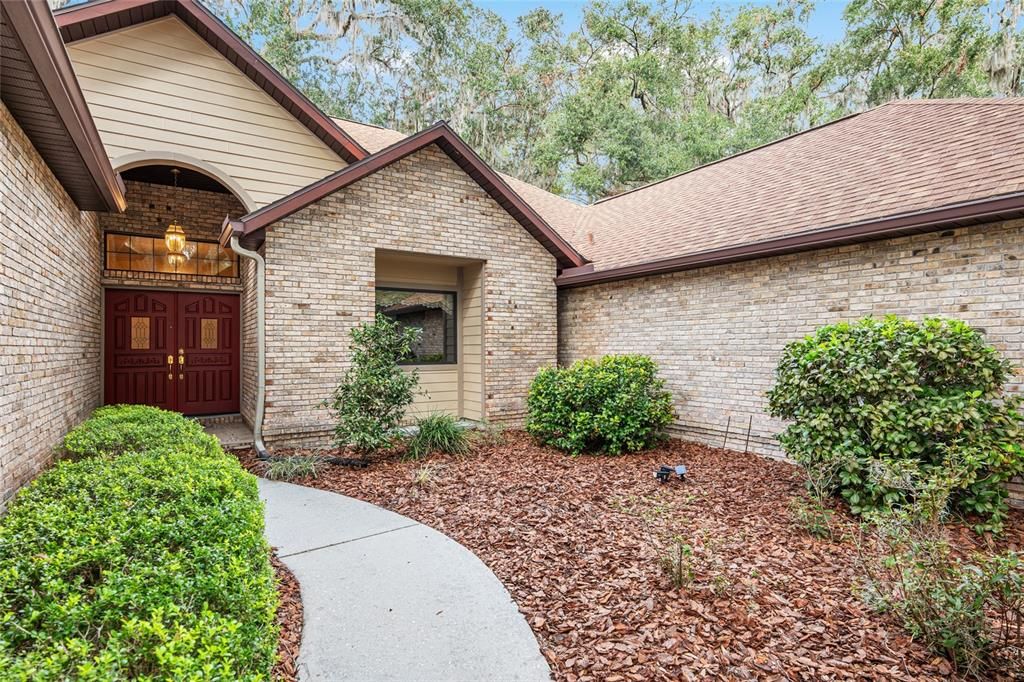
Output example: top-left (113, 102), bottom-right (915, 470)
top-left (661, 536), bottom-right (695, 589)
top-left (767, 316), bottom-right (1024, 531)
top-left (0, 406), bottom-right (277, 680)
top-left (406, 413), bottom-right (469, 460)
top-left (859, 513), bottom-right (1024, 678)
top-left (526, 355), bottom-right (675, 455)
top-left (264, 454), bottom-right (326, 481)
top-left (62, 403), bottom-right (209, 458)
top-left (789, 496), bottom-right (837, 541)
top-left (323, 313), bottom-right (421, 454)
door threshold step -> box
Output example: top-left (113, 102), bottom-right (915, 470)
top-left (194, 413), bottom-right (244, 427)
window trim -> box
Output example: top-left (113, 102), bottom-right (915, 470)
top-left (103, 230), bottom-right (239, 278)
top-left (375, 286), bottom-right (458, 366)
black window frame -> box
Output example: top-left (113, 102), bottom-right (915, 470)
top-left (375, 286), bottom-right (458, 366)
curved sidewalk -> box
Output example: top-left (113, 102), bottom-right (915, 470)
top-left (259, 479), bottom-right (551, 682)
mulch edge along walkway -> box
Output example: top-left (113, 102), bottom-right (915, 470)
top-left (238, 434), bottom-right (1023, 682)
top-left (272, 552), bottom-right (303, 682)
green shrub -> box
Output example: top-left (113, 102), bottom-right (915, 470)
top-left (61, 404), bottom-right (209, 459)
top-left (0, 406), bottom-right (277, 680)
top-left (323, 313), bottom-right (421, 454)
top-left (859, 511), bottom-right (1024, 678)
top-left (767, 316), bottom-right (1024, 531)
top-left (526, 355), bottom-right (675, 455)
top-left (406, 413), bottom-right (470, 460)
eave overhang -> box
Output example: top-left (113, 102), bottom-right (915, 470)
top-left (2, 1), bottom-right (125, 212)
top-left (556, 193), bottom-right (1024, 288)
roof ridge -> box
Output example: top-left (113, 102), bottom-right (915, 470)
top-left (882, 97), bottom-right (1024, 105)
top-left (330, 116), bottom-right (403, 132)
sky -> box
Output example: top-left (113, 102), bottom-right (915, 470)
top-left (478, 0), bottom-right (851, 43)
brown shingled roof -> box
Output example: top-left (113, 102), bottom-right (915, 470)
top-left (336, 100), bottom-right (1024, 288)
top-left (560, 99), bottom-right (1024, 284)
top-left (227, 122), bottom-right (587, 269)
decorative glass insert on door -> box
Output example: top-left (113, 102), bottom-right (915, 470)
top-left (105, 233), bottom-right (238, 277)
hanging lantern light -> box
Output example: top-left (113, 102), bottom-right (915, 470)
top-left (164, 168), bottom-right (187, 267)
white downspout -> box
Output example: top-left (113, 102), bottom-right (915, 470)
top-left (230, 235), bottom-right (269, 457)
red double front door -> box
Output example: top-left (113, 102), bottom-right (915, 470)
top-left (104, 289), bottom-right (240, 416)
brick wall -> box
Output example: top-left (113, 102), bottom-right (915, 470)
top-left (558, 219), bottom-right (1024, 506)
top-left (261, 145), bottom-right (558, 446)
top-left (0, 103), bottom-right (103, 507)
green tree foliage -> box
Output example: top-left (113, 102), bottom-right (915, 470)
top-left (203, 0), bottom-right (1023, 199)
top-left (767, 316), bottom-right (1024, 532)
top-left (526, 354), bottom-right (675, 455)
top-left (827, 0), bottom-right (998, 105)
top-left (323, 313), bottom-right (421, 454)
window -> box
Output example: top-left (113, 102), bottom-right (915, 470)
top-left (375, 288), bottom-right (457, 364)
top-left (104, 233), bottom-right (238, 277)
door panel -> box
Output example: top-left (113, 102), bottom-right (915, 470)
top-left (104, 290), bottom-right (177, 411)
top-left (104, 289), bottom-right (240, 416)
top-left (175, 292), bottom-right (240, 415)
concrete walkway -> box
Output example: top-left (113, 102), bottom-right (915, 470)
top-left (259, 479), bottom-right (551, 682)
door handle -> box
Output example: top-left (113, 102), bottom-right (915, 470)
top-left (178, 349), bottom-right (185, 380)
top-left (167, 354), bottom-right (174, 381)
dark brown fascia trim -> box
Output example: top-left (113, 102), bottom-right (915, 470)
top-left (5, 1), bottom-right (126, 212)
top-left (54, 0), bottom-right (368, 164)
top-left (234, 122), bottom-right (588, 269)
top-left (556, 192), bottom-right (1024, 288)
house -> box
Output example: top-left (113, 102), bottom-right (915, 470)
top-left (1, 0), bottom-right (1022, 506)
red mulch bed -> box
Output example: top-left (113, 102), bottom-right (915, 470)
top-left (239, 435), bottom-right (1023, 681)
top-left (272, 552), bottom-right (303, 682)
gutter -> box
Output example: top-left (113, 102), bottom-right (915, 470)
top-left (228, 234), bottom-right (269, 458)
top-left (556, 192), bottom-right (1024, 288)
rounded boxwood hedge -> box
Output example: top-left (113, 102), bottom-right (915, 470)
top-left (0, 406), bottom-right (277, 680)
top-left (526, 355), bottom-right (675, 455)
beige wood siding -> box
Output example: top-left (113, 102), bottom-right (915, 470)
top-left (406, 366), bottom-right (460, 419)
top-left (66, 16), bottom-right (345, 208)
top-left (376, 257), bottom-right (459, 288)
top-left (460, 263), bottom-right (483, 420)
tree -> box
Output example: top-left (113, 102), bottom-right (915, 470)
top-left (825, 0), bottom-right (1000, 106)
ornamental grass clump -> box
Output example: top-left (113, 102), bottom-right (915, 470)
top-left (405, 413), bottom-right (470, 460)
top-left (0, 406), bottom-right (277, 680)
top-left (323, 313), bottom-right (421, 455)
top-left (767, 316), bottom-right (1024, 532)
top-left (526, 354), bottom-right (675, 455)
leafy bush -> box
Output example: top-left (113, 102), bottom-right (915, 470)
top-left (526, 355), bottom-right (674, 455)
top-left (323, 313), bottom-right (421, 454)
top-left (264, 454), bottom-right (326, 481)
top-left (767, 316), bottom-right (1024, 531)
top-left (859, 512), bottom-right (1024, 678)
top-left (0, 406), bottom-right (277, 680)
top-left (62, 404), bottom-right (209, 459)
top-left (406, 413), bottom-right (469, 460)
